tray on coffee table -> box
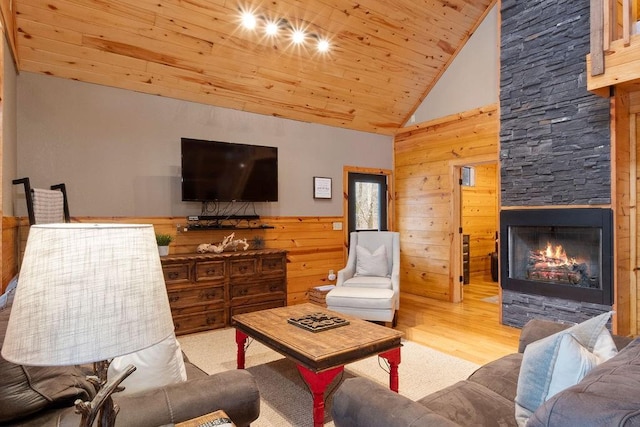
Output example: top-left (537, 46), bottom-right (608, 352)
top-left (287, 312), bottom-right (349, 332)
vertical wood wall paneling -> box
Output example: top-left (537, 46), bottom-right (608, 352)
top-left (631, 92), bottom-right (640, 336)
top-left (1, 217), bottom-right (19, 291)
top-left (462, 164), bottom-right (498, 278)
top-left (0, 0), bottom-right (17, 64)
top-left (0, 27), bottom-right (4, 291)
top-left (613, 88), bottom-right (632, 336)
top-left (394, 104), bottom-right (499, 302)
top-left (10, 216), bottom-right (344, 305)
top-left (632, 112), bottom-right (638, 336)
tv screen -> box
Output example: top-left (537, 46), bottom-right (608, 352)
top-left (181, 138), bottom-right (278, 202)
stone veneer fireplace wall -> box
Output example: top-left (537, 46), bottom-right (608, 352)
top-left (499, 0), bottom-right (613, 327)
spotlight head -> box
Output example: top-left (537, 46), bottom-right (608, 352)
top-left (292, 29), bottom-right (305, 44)
top-left (265, 21), bottom-right (279, 36)
top-left (241, 11), bottom-right (257, 29)
top-left (317, 39), bottom-right (330, 52)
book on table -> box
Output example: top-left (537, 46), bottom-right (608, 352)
top-left (175, 410), bottom-right (234, 427)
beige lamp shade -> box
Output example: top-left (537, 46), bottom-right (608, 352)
top-left (1, 223), bottom-right (174, 366)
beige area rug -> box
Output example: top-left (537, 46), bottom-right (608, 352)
top-left (178, 328), bottom-right (479, 427)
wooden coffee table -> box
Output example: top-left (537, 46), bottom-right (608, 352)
top-left (232, 303), bottom-right (403, 427)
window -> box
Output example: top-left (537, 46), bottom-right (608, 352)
top-left (348, 172), bottom-right (388, 234)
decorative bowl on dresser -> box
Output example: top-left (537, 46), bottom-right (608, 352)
top-left (161, 249), bottom-right (287, 335)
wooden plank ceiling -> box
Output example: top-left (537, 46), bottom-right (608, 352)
top-left (8, 0), bottom-right (494, 134)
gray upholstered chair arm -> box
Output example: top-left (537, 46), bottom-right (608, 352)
top-left (337, 244), bottom-right (357, 286)
top-left (332, 377), bottom-right (458, 427)
top-left (25, 370), bottom-right (259, 427)
top-left (337, 266), bottom-right (355, 285)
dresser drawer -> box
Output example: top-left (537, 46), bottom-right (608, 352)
top-left (172, 310), bottom-right (226, 335)
top-left (261, 255), bottom-right (286, 275)
top-left (162, 250), bottom-right (287, 333)
top-left (230, 279), bottom-right (286, 301)
top-left (170, 302), bottom-right (224, 316)
top-left (195, 261), bottom-right (225, 282)
top-left (230, 258), bottom-right (257, 277)
top-left (163, 262), bottom-right (191, 284)
top-left (167, 285), bottom-right (225, 308)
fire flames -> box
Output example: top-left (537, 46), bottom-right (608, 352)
top-left (528, 242), bottom-right (587, 285)
top-left (540, 242), bottom-right (577, 267)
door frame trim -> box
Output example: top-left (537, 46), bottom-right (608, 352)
top-left (450, 155), bottom-right (497, 303)
top-left (342, 166), bottom-right (393, 262)
top-left (631, 112), bottom-right (638, 336)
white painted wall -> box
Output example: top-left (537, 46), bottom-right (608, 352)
top-left (411, 5), bottom-right (499, 123)
top-left (16, 73), bottom-right (392, 217)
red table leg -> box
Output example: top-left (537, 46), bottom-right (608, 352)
top-left (297, 365), bottom-right (344, 427)
top-left (235, 330), bottom-right (248, 369)
top-left (379, 347), bottom-right (401, 392)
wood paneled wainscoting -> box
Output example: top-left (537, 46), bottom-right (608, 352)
top-left (4, 216), bottom-right (345, 305)
top-left (2, 217), bottom-right (20, 290)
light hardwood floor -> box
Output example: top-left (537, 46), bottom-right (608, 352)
top-left (396, 272), bottom-right (521, 365)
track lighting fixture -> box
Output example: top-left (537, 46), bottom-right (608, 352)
top-left (239, 8), bottom-right (331, 54)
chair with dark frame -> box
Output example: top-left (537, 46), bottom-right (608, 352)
top-left (12, 177), bottom-right (70, 225)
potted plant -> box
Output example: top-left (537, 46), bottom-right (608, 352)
top-left (156, 233), bottom-right (173, 256)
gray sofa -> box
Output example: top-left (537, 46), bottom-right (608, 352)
top-left (332, 319), bottom-right (640, 427)
top-left (0, 302), bottom-right (260, 427)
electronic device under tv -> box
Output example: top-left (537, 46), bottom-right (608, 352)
top-left (181, 138), bottom-right (278, 202)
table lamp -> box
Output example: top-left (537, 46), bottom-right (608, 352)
top-left (1, 223), bottom-right (174, 427)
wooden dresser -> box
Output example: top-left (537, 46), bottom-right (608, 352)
top-left (160, 249), bottom-right (287, 335)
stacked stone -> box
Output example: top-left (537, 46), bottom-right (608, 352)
top-left (500, 0), bottom-right (611, 206)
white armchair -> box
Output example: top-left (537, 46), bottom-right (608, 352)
top-left (327, 231), bottom-right (400, 324)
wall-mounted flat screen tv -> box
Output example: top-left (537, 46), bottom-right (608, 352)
top-left (181, 138), bottom-right (278, 202)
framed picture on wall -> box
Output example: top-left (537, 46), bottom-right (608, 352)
top-left (313, 177), bottom-right (332, 199)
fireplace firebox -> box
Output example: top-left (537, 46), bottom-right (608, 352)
top-left (500, 208), bottom-right (613, 305)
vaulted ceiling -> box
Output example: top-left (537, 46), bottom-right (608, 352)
top-left (3, 0), bottom-right (494, 134)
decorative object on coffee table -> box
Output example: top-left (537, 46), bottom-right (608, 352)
top-left (1, 223), bottom-right (174, 427)
top-left (288, 312), bottom-right (349, 332)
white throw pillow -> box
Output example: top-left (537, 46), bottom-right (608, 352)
top-left (545, 333), bottom-right (600, 398)
top-left (355, 245), bottom-right (389, 277)
top-left (514, 311), bottom-right (617, 426)
top-left (107, 332), bottom-right (187, 396)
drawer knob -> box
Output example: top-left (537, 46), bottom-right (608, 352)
top-left (203, 291), bottom-right (217, 299)
top-left (168, 272), bottom-right (179, 280)
top-left (169, 295), bottom-right (180, 303)
top-left (206, 269), bottom-right (217, 275)
top-left (269, 285), bottom-right (279, 292)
